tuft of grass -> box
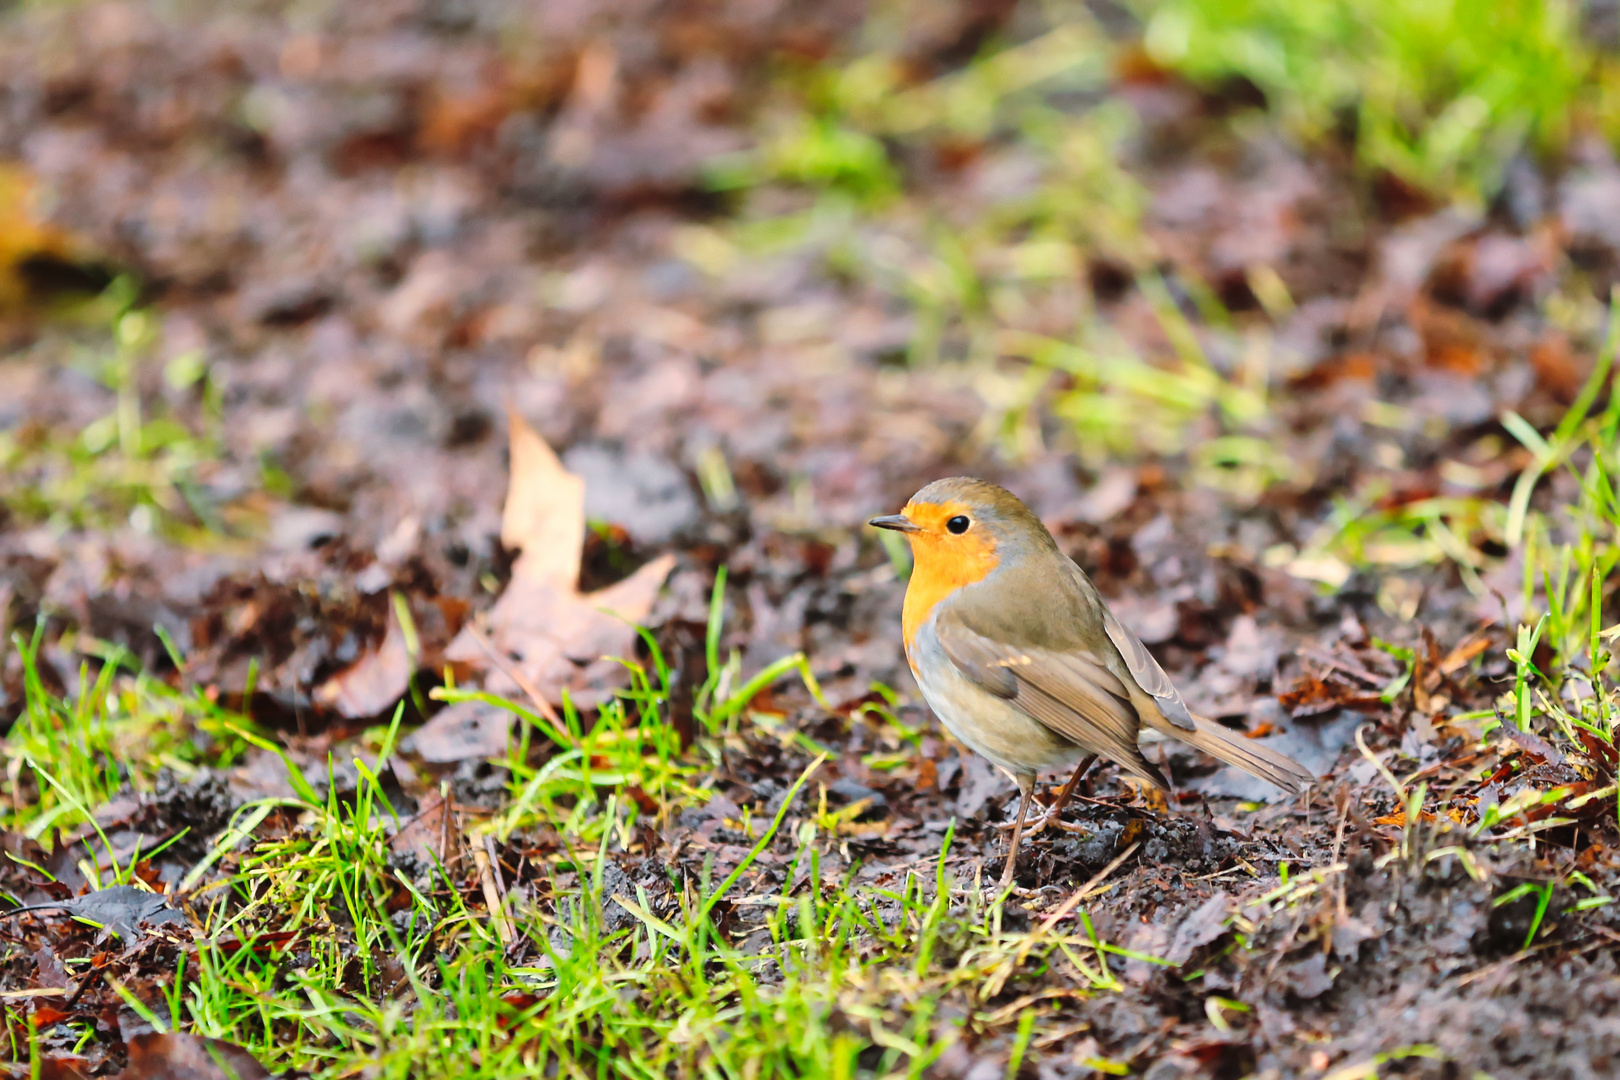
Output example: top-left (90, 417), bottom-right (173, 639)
top-left (0, 281), bottom-right (250, 543)
top-left (2, 574), bottom-right (1150, 1076)
top-left (175, 767), bottom-right (1103, 1077)
top-left (1, 624), bottom-right (252, 840)
top-left (1139, 0), bottom-right (1614, 201)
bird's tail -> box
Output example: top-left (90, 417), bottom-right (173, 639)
top-left (1154, 713), bottom-right (1314, 794)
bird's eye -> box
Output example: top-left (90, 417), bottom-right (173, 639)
top-left (946, 515), bottom-right (971, 534)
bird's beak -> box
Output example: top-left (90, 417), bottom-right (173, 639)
top-left (868, 514), bottom-right (921, 533)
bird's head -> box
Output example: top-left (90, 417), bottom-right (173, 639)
top-left (869, 477), bottom-right (1056, 585)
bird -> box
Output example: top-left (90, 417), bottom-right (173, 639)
top-left (870, 476), bottom-right (1313, 889)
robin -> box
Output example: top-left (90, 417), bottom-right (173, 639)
top-left (871, 477), bottom-right (1313, 888)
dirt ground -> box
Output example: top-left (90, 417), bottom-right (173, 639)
top-left (4, 1), bottom-right (1620, 1078)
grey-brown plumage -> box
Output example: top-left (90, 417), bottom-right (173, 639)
top-left (873, 476), bottom-right (1314, 887)
top-left (925, 486), bottom-right (1311, 794)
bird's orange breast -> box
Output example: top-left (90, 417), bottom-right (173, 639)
top-left (901, 525), bottom-right (999, 661)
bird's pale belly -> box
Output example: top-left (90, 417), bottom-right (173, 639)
top-left (909, 619), bottom-right (1091, 780)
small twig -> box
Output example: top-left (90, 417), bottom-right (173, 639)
top-left (865, 852), bottom-right (975, 878)
top-left (1332, 796), bottom-right (1352, 924)
top-left (439, 782), bottom-right (456, 871)
top-left (982, 843), bottom-right (1143, 999)
top-left (1040, 841), bottom-right (1143, 932)
top-left (1396, 750), bottom-right (1485, 790)
top-left (483, 833), bottom-right (509, 901)
top-left (1454, 935), bottom-right (1605, 988)
top-left (472, 842), bottom-right (515, 946)
top-left (62, 964), bottom-right (105, 1009)
top-left (1071, 792), bottom-right (1154, 815)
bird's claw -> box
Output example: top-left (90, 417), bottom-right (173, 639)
top-left (997, 805), bottom-right (1089, 837)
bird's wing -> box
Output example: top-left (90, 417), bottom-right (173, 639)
top-left (1102, 608), bottom-right (1196, 731)
top-left (934, 607), bottom-right (1167, 788)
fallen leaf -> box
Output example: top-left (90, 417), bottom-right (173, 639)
top-left (1501, 724), bottom-right (1564, 766)
top-left (1284, 951), bottom-right (1335, 999)
top-left (954, 755), bottom-right (1004, 820)
top-left (1439, 631), bottom-right (1493, 675)
top-left (1166, 893), bottom-right (1232, 965)
top-left (408, 700), bottom-right (513, 763)
top-left (122, 1032), bottom-right (269, 1080)
top-left (2, 885), bottom-right (184, 943)
top-left (0, 166), bottom-right (70, 312)
top-left (1578, 731), bottom-right (1619, 772)
top-left (32, 943), bottom-right (71, 990)
top-left (1331, 911), bottom-right (1383, 958)
top-left (314, 608), bottom-right (414, 719)
top-left (1529, 332), bottom-right (1582, 401)
top-left (501, 410), bottom-right (585, 586)
top-left (34, 1057), bottom-right (92, 1080)
top-left (445, 412), bottom-right (675, 708)
top-left (390, 790), bottom-right (454, 863)
top-left (31, 1004), bottom-right (71, 1028)
top-left (1374, 808), bottom-right (1463, 828)
top-left (1277, 671), bottom-right (1386, 718)
top-left (1120, 778), bottom-right (1169, 813)
top-left (213, 929), bottom-right (299, 956)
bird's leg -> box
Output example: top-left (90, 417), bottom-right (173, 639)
top-left (1023, 755), bottom-right (1096, 838)
top-left (997, 776), bottom-right (1035, 890)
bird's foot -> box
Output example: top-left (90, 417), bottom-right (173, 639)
top-left (1006, 804), bottom-right (1091, 838)
top-left (995, 797), bottom-right (1057, 832)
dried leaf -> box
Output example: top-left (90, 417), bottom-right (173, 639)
top-left (122, 1032), bottom-right (269, 1080)
top-left (1439, 633), bottom-right (1493, 675)
top-left (3, 885), bottom-right (183, 943)
top-left (314, 610), bottom-right (413, 719)
top-left (1373, 808), bottom-right (1462, 828)
top-left (1166, 893), bottom-right (1232, 965)
top-left (1283, 951), bottom-right (1335, 999)
top-left (1578, 731), bottom-right (1619, 772)
top-left (445, 414), bottom-right (675, 707)
top-left (409, 701), bottom-right (512, 763)
top-left (1502, 724), bottom-right (1564, 766)
top-left (390, 790), bottom-right (454, 863)
top-left (31, 1004), bottom-right (72, 1028)
top-left (502, 408), bottom-right (586, 590)
top-left (0, 166), bottom-right (69, 312)
top-left (34, 1057), bottom-right (92, 1080)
